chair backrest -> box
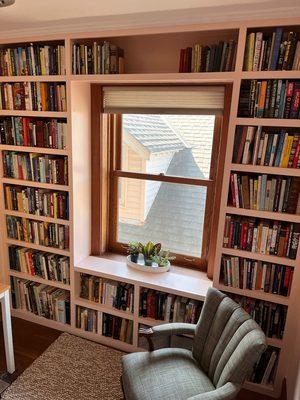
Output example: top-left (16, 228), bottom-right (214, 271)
top-left (192, 288), bottom-right (267, 388)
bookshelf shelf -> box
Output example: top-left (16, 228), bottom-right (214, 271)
top-left (9, 270), bottom-right (70, 290)
top-left (0, 75), bottom-right (67, 82)
top-left (241, 71), bottom-right (300, 79)
top-left (221, 248), bottom-right (296, 267)
top-left (1, 178), bottom-right (70, 191)
top-left (74, 297), bottom-right (134, 320)
top-left (225, 206), bottom-right (300, 223)
top-left (5, 238), bottom-right (70, 257)
top-left (267, 338), bottom-right (284, 349)
top-left (0, 145), bottom-right (68, 155)
top-left (3, 210), bottom-right (69, 225)
top-left (11, 308), bottom-right (71, 332)
top-left (72, 327), bottom-right (137, 353)
top-left (138, 316), bottom-right (165, 327)
top-left (230, 163), bottom-right (300, 177)
top-left (234, 118), bottom-right (300, 128)
top-left (0, 110), bottom-right (68, 118)
top-left (70, 72), bottom-right (236, 84)
top-left (243, 381), bottom-right (275, 396)
top-left (215, 284), bottom-right (290, 306)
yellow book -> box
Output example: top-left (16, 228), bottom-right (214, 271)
top-left (244, 32), bottom-right (255, 71)
top-left (280, 136), bottom-right (294, 168)
top-left (253, 179), bottom-right (258, 210)
top-left (5, 186), bottom-right (12, 210)
top-left (17, 192), bottom-right (24, 213)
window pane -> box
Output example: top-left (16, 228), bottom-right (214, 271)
top-left (121, 114), bottom-right (215, 179)
top-left (117, 177), bottom-right (207, 257)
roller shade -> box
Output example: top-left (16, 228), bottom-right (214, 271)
top-left (102, 86), bottom-right (225, 114)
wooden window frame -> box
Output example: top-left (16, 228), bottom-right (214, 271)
top-left (91, 84), bottom-right (231, 273)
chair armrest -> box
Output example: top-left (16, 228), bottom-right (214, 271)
top-left (187, 382), bottom-right (241, 400)
top-left (139, 323), bottom-right (196, 352)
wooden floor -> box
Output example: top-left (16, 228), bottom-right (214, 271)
top-left (0, 316), bottom-right (285, 399)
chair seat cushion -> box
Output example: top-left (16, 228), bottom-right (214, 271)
top-left (122, 348), bottom-right (215, 400)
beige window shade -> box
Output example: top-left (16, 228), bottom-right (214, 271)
top-left (103, 86), bottom-right (225, 114)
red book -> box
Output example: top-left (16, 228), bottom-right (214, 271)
top-left (292, 138), bottom-right (300, 168)
top-left (289, 82), bottom-right (300, 119)
top-left (36, 120), bottom-right (44, 148)
top-left (179, 49), bottom-right (185, 73)
top-left (228, 220), bottom-right (234, 248)
top-left (241, 222), bottom-right (249, 250)
top-left (50, 119), bottom-right (56, 148)
top-left (22, 117), bottom-right (30, 146)
top-left (236, 126), bottom-right (248, 164)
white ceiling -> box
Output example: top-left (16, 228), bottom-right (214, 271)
top-left (0, 0), bottom-right (299, 38)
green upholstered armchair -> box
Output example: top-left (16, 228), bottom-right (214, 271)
top-left (121, 287), bottom-right (267, 400)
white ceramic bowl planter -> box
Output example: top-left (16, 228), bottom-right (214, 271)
top-left (126, 256), bottom-right (171, 273)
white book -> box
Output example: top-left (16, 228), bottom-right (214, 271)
top-left (253, 32), bottom-right (263, 71)
top-left (292, 41), bottom-right (300, 70)
top-left (252, 227), bottom-right (258, 252)
top-left (258, 40), bottom-right (266, 71)
top-left (261, 263), bottom-right (267, 291)
top-left (269, 134), bottom-right (279, 166)
top-left (243, 261), bottom-right (248, 289)
top-left (164, 294), bottom-right (174, 322)
top-left (260, 134), bottom-right (269, 166)
top-left (97, 311), bottom-right (103, 335)
top-left (252, 126), bottom-right (262, 165)
top-left (233, 173), bottom-right (240, 208)
top-left (278, 179), bottom-right (286, 212)
top-left (260, 226), bottom-right (269, 254)
top-left (242, 126), bottom-right (255, 164)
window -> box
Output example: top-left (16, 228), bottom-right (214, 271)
top-left (92, 85), bottom-right (230, 270)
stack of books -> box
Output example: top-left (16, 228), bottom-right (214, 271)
top-left (250, 346), bottom-right (280, 385)
top-left (6, 215), bottom-right (69, 250)
top-left (139, 288), bottom-right (203, 323)
top-left (238, 80), bottom-right (300, 119)
top-left (79, 273), bottom-right (134, 313)
top-left (10, 276), bottom-right (70, 324)
top-left (244, 29), bottom-right (300, 71)
top-left (72, 42), bottom-right (125, 74)
top-left (0, 43), bottom-right (65, 76)
top-left (3, 151), bottom-right (68, 185)
top-left (223, 216), bottom-right (299, 259)
top-left (75, 306), bottom-right (133, 343)
top-left (9, 245), bottom-right (70, 284)
top-left (221, 255), bottom-right (293, 296)
top-left (229, 173), bottom-right (300, 213)
top-left (4, 185), bottom-right (69, 220)
top-left (233, 126), bottom-right (300, 168)
top-left (228, 294), bottom-right (287, 338)
top-left (0, 117), bottom-right (67, 149)
top-left (179, 40), bottom-right (236, 72)
top-left (0, 82), bottom-right (67, 111)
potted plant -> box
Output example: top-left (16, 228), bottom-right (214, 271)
top-left (124, 241), bottom-right (141, 263)
top-left (151, 250), bottom-right (175, 267)
top-left (141, 241), bottom-right (161, 266)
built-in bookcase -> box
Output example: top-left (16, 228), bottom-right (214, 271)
top-left (213, 19), bottom-right (300, 398)
top-left (0, 18), bottom-right (299, 399)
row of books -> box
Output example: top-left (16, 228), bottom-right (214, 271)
top-left (3, 151), bottom-right (68, 185)
top-left (79, 274), bottom-right (134, 313)
top-left (178, 40), bottom-right (236, 73)
top-left (72, 42), bottom-right (125, 75)
top-left (250, 346), bottom-right (280, 385)
top-left (0, 117), bottom-right (67, 149)
top-left (227, 294), bottom-right (287, 339)
top-left (0, 82), bottom-right (67, 112)
top-left (139, 288), bottom-right (203, 323)
top-left (223, 216), bottom-right (299, 259)
top-left (229, 173), bottom-right (300, 214)
top-left (233, 126), bottom-right (300, 168)
top-left (238, 79), bottom-right (300, 119)
top-left (244, 29), bottom-right (300, 71)
top-left (76, 306), bottom-right (133, 343)
top-left (0, 44), bottom-right (65, 76)
top-left (9, 245), bottom-right (70, 284)
top-left (4, 185), bottom-right (69, 220)
top-left (6, 216), bottom-right (69, 250)
top-left (10, 277), bottom-right (70, 324)
top-left (221, 256), bottom-right (293, 296)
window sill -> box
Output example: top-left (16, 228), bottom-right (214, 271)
top-left (75, 254), bottom-right (212, 301)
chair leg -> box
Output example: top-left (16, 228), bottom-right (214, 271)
top-left (120, 375), bottom-right (126, 400)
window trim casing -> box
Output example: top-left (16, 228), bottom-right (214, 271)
top-left (91, 83), bottom-right (232, 274)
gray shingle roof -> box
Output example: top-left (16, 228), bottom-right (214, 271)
top-left (123, 114), bottom-right (186, 153)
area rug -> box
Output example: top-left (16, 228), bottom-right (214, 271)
top-left (2, 333), bottom-right (125, 400)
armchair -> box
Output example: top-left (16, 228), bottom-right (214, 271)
top-left (121, 287), bottom-right (267, 400)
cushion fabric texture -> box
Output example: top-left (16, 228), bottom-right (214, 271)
top-left (122, 287), bottom-right (267, 400)
top-left (122, 348), bottom-right (215, 400)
